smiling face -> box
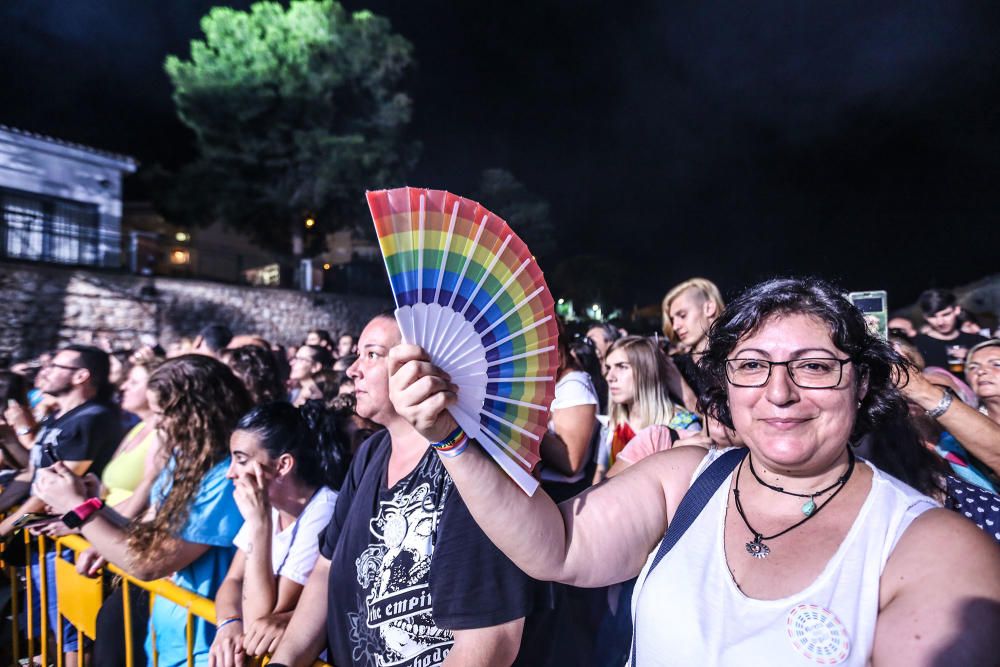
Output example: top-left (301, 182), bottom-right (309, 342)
top-left (347, 316), bottom-right (402, 426)
top-left (604, 348), bottom-right (635, 407)
top-left (967, 345), bottom-right (1000, 401)
top-left (726, 313), bottom-right (864, 472)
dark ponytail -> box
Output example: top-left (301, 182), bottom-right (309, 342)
top-left (235, 401), bottom-right (351, 491)
top-left (298, 398), bottom-right (353, 491)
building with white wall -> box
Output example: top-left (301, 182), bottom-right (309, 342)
top-left (0, 125), bottom-right (136, 268)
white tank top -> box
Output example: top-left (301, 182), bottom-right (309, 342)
top-left (630, 449), bottom-right (938, 666)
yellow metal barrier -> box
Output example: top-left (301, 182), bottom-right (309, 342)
top-left (4, 531), bottom-right (331, 667)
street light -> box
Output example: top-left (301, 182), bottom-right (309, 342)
top-left (305, 217), bottom-right (316, 229)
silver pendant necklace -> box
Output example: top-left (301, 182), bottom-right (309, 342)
top-left (732, 449), bottom-right (855, 559)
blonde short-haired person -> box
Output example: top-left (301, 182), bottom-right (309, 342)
top-left (662, 278), bottom-right (725, 352)
top-left (661, 278), bottom-right (725, 410)
top-left (387, 278), bottom-right (1000, 666)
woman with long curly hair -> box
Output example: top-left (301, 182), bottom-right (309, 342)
top-left (35, 354), bottom-right (252, 667)
top-left (224, 344), bottom-right (286, 405)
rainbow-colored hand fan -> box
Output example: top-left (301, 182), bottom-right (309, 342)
top-left (367, 187), bottom-right (559, 495)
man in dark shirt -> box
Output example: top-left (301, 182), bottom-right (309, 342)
top-left (912, 289), bottom-right (984, 372)
top-left (270, 315), bottom-right (538, 667)
top-left (0, 345), bottom-right (121, 534)
top-left (0, 344), bottom-right (121, 662)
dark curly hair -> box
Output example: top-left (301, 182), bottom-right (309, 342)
top-left (699, 277), bottom-right (910, 442)
top-left (129, 355), bottom-right (252, 563)
top-left (225, 345), bottom-right (285, 405)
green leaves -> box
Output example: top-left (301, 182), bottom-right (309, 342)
top-left (163, 0), bottom-right (418, 253)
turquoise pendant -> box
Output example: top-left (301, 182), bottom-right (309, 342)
top-left (802, 498), bottom-right (816, 516)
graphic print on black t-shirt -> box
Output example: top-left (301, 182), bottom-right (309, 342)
top-left (348, 457), bottom-right (454, 667)
top-left (323, 433), bottom-right (540, 667)
top-left (29, 399), bottom-right (122, 478)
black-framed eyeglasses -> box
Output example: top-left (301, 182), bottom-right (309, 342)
top-left (46, 363), bottom-right (82, 372)
top-left (725, 357), bottom-right (853, 389)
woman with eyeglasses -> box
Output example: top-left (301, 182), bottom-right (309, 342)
top-left (387, 277), bottom-right (1000, 666)
top-left (33, 355), bottom-right (252, 667)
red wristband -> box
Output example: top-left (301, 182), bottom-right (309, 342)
top-left (62, 497), bottom-right (105, 528)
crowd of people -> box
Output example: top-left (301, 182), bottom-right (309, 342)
top-left (0, 277), bottom-right (998, 667)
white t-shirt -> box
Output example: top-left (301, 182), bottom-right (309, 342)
top-left (232, 485), bottom-right (339, 585)
top-left (541, 371), bottom-right (600, 484)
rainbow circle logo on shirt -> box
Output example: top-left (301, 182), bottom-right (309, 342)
top-left (786, 604), bottom-right (850, 664)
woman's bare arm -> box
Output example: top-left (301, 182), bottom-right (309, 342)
top-left (388, 344), bottom-right (706, 587)
top-left (872, 509), bottom-right (1000, 665)
top-left (540, 403), bottom-right (597, 476)
top-left (903, 373), bottom-right (1000, 474)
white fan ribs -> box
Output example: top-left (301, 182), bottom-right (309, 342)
top-left (446, 215), bottom-right (488, 309)
top-left (485, 345), bottom-right (556, 368)
top-left (479, 285), bottom-right (546, 338)
top-left (470, 258), bottom-right (531, 326)
top-left (484, 315), bottom-right (553, 352)
top-left (480, 410), bottom-right (541, 440)
top-left (459, 235), bottom-right (512, 317)
top-left (369, 187), bottom-right (559, 496)
top-left (485, 394), bottom-right (549, 412)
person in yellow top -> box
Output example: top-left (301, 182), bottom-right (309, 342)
top-left (101, 358), bottom-right (164, 513)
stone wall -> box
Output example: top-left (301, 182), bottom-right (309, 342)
top-left (0, 260), bottom-right (392, 361)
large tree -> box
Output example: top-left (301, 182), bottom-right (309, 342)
top-left (474, 168), bottom-right (557, 261)
top-left (164, 0), bottom-right (418, 254)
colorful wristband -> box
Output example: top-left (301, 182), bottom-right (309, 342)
top-left (436, 434), bottom-right (469, 458)
top-left (431, 426), bottom-right (465, 452)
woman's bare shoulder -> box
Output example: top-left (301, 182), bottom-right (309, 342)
top-left (883, 507), bottom-right (1000, 601)
top-left (621, 445), bottom-right (718, 508)
top-left (874, 509), bottom-right (1000, 665)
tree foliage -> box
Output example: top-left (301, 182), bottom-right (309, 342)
top-left (163, 0), bottom-right (418, 253)
top-left (474, 168), bottom-right (556, 260)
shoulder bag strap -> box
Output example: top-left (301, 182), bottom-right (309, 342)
top-left (630, 447), bottom-right (747, 665)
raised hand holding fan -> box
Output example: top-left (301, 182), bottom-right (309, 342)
top-left (367, 187), bottom-right (559, 495)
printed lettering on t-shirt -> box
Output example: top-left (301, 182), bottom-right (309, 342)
top-left (30, 427), bottom-right (62, 467)
top-left (350, 482), bottom-right (453, 667)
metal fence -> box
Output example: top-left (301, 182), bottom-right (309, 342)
top-left (1, 529), bottom-right (331, 667)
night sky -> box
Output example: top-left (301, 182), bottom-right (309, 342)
top-left (2, 1), bottom-right (998, 310)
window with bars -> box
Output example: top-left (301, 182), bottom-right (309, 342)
top-left (1, 188), bottom-right (101, 265)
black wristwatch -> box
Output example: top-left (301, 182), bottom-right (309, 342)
top-left (61, 497), bottom-right (105, 528)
